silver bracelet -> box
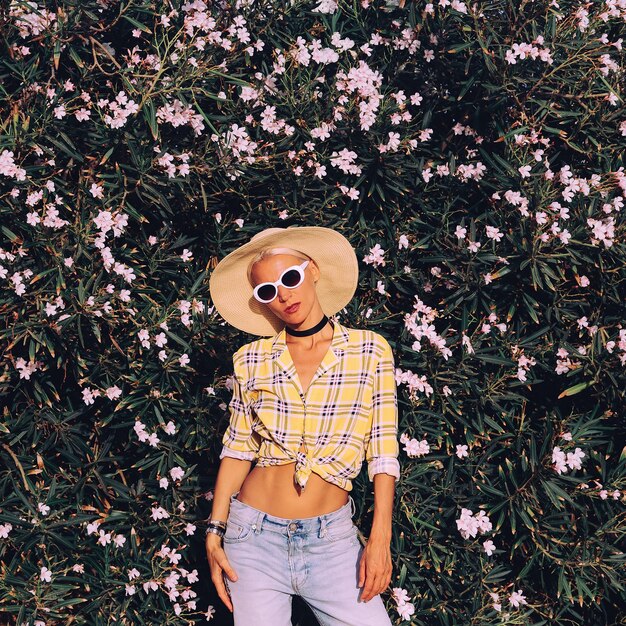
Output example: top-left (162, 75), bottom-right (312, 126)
top-left (206, 526), bottom-right (225, 538)
top-left (208, 519), bottom-right (227, 528)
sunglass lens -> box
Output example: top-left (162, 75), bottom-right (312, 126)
top-left (257, 284), bottom-right (277, 301)
top-left (282, 269), bottom-right (301, 288)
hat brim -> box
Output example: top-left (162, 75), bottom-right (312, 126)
top-left (209, 226), bottom-right (358, 336)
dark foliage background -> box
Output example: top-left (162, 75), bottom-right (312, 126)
top-left (1, 0), bottom-right (625, 624)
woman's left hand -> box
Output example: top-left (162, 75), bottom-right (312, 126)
top-left (357, 537), bottom-right (392, 602)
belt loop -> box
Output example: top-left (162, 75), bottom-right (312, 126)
top-left (319, 516), bottom-right (327, 538)
top-left (227, 491), bottom-right (237, 519)
top-left (254, 510), bottom-right (264, 534)
top-left (349, 495), bottom-right (355, 518)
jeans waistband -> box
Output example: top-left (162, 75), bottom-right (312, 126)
top-left (227, 491), bottom-right (356, 538)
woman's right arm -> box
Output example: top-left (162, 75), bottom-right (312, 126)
top-left (207, 345), bottom-right (260, 611)
top-left (205, 456), bottom-right (254, 613)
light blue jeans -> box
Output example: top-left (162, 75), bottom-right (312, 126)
top-left (222, 491), bottom-right (393, 626)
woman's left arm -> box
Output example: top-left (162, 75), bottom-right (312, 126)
top-left (358, 473), bottom-right (395, 602)
top-left (358, 335), bottom-right (400, 602)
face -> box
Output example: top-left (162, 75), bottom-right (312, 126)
top-left (250, 254), bottom-right (321, 324)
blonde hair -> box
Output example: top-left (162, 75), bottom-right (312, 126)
top-left (247, 246), bottom-right (313, 285)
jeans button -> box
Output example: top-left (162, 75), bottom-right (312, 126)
top-left (289, 522), bottom-right (297, 531)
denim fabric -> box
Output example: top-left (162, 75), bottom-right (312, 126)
top-left (222, 491), bottom-right (393, 626)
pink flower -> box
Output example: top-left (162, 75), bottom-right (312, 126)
top-left (75, 108), bottom-right (91, 122)
top-left (509, 589), bottom-right (528, 607)
top-left (40, 566), bottom-right (52, 582)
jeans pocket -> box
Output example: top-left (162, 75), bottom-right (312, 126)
top-left (223, 515), bottom-right (254, 544)
top-left (324, 516), bottom-right (358, 543)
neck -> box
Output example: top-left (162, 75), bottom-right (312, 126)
top-left (285, 313), bottom-right (333, 339)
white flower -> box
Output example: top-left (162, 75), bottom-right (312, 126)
top-left (392, 587), bottom-right (410, 605)
top-left (38, 502), bottom-right (51, 516)
top-left (483, 539), bottom-right (496, 556)
top-left (402, 436), bottom-right (430, 457)
top-left (397, 600), bottom-right (415, 620)
top-left (490, 591), bottom-right (502, 612)
top-left (312, 0), bottom-right (338, 13)
top-left (456, 507), bottom-right (492, 539)
top-left (162, 420), bottom-right (176, 435)
top-left (97, 529), bottom-right (112, 546)
top-left (40, 566), bottom-right (52, 582)
top-left (170, 466), bottom-right (185, 481)
top-left (363, 243), bottom-right (386, 267)
top-left (105, 385), bottom-right (122, 400)
top-left (151, 506), bottom-right (170, 521)
top-left (509, 589), bottom-right (527, 607)
top-left (485, 226), bottom-right (503, 242)
top-left (566, 447), bottom-right (585, 470)
top-left (0, 523), bottom-right (13, 538)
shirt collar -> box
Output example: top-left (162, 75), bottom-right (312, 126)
top-left (271, 318), bottom-right (350, 397)
top-left (271, 317), bottom-right (350, 354)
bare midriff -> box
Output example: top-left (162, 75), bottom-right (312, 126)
top-left (236, 326), bottom-right (349, 518)
top-left (236, 442), bottom-right (349, 518)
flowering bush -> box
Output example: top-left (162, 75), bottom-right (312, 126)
top-left (1, 0), bottom-right (625, 624)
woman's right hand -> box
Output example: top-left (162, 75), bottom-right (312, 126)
top-left (206, 533), bottom-right (238, 612)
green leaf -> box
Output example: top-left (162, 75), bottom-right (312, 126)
top-left (558, 381), bottom-right (593, 399)
top-left (143, 99), bottom-right (159, 140)
top-left (122, 15), bottom-right (152, 33)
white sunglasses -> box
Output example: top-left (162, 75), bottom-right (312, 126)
top-left (253, 260), bottom-right (310, 303)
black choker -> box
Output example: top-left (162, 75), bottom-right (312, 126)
top-left (285, 314), bottom-right (331, 337)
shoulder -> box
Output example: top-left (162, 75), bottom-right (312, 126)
top-left (340, 323), bottom-right (393, 358)
top-left (231, 338), bottom-right (271, 384)
top-left (233, 336), bottom-right (272, 364)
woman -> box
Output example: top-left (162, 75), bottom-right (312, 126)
top-left (206, 226), bottom-right (400, 625)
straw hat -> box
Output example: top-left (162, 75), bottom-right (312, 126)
top-left (209, 226), bottom-right (359, 336)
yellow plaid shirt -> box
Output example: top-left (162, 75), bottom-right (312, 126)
top-left (219, 320), bottom-right (400, 492)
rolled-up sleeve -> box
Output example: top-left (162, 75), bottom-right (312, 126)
top-left (365, 337), bottom-right (400, 482)
top-left (219, 348), bottom-right (260, 462)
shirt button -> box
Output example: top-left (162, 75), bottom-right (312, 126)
top-left (288, 522), bottom-right (297, 531)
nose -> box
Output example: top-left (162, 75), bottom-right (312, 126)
top-left (277, 284), bottom-right (291, 301)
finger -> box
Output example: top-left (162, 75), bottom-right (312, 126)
top-left (216, 580), bottom-right (233, 613)
top-left (217, 553), bottom-right (238, 582)
top-left (360, 573), bottom-right (375, 601)
top-left (375, 574), bottom-right (389, 597)
top-left (357, 552), bottom-right (367, 588)
top-left (362, 571), bottom-right (383, 602)
top-left (210, 569), bottom-right (233, 612)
